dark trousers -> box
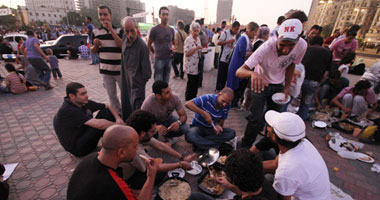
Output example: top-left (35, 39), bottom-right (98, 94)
top-left (71, 108), bottom-right (115, 157)
top-left (198, 55), bottom-right (205, 87)
top-left (127, 170), bottom-right (166, 190)
top-left (172, 53), bottom-right (184, 78)
top-left (51, 68), bottom-right (62, 78)
top-left (215, 61), bottom-right (229, 91)
top-left (232, 79), bottom-right (249, 107)
top-left (214, 53), bottom-right (220, 69)
top-left (185, 74), bottom-right (199, 101)
top-left (241, 84), bottom-right (283, 148)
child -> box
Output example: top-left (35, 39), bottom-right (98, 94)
top-left (4, 63), bottom-right (27, 94)
top-left (78, 41), bottom-right (89, 60)
top-left (46, 48), bottom-right (62, 79)
top-left (338, 52), bottom-right (356, 78)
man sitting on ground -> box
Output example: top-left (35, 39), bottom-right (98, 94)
top-left (264, 111), bottom-right (330, 200)
top-left (332, 80), bottom-right (377, 118)
top-left (66, 43), bottom-right (78, 59)
top-left (121, 110), bottom-right (195, 190)
top-left (67, 125), bottom-right (158, 200)
top-left (315, 70), bottom-right (349, 111)
top-left (141, 80), bottom-right (189, 143)
top-left (53, 82), bottom-right (125, 157)
top-left (185, 88), bottom-right (236, 151)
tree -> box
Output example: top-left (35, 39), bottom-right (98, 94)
top-left (321, 24), bottom-right (333, 38)
top-left (61, 12), bottom-right (83, 26)
top-left (78, 7), bottom-right (100, 27)
top-left (0, 5), bottom-right (17, 28)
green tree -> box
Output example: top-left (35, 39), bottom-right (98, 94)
top-left (321, 24), bottom-right (334, 38)
top-left (61, 12), bottom-right (83, 26)
top-left (78, 7), bottom-right (100, 27)
top-left (0, 5), bottom-right (17, 28)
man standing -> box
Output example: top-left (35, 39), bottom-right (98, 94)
top-left (172, 20), bottom-right (187, 79)
top-left (122, 110), bottom-right (194, 189)
top-left (148, 6), bottom-right (175, 83)
top-left (21, 30), bottom-right (53, 90)
top-left (264, 111), bottom-right (330, 199)
top-left (86, 16), bottom-right (99, 65)
top-left (53, 82), bottom-right (124, 157)
top-left (212, 28), bottom-right (222, 69)
top-left (236, 19), bottom-right (307, 148)
top-left (67, 125), bottom-right (158, 200)
top-left (196, 18), bottom-right (209, 88)
top-left (216, 21), bottom-right (240, 92)
top-left (185, 88), bottom-right (236, 151)
top-left (141, 80), bottom-right (189, 141)
top-left (91, 5), bottom-right (123, 112)
top-left (120, 17), bottom-right (152, 120)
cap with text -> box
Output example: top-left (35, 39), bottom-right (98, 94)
top-left (265, 110), bottom-right (305, 142)
top-left (277, 19), bottom-right (303, 43)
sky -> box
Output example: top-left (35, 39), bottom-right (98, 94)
top-left (6, 0), bottom-right (313, 29)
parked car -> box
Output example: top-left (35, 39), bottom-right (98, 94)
top-left (4, 33), bottom-right (28, 53)
top-left (40, 34), bottom-right (88, 58)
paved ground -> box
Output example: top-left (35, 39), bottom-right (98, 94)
top-left (0, 58), bottom-right (380, 200)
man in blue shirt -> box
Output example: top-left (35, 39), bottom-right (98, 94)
top-left (185, 88), bottom-right (236, 151)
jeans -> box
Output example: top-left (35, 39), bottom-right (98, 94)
top-left (296, 79), bottom-right (320, 120)
top-left (51, 68), bottom-right (62, 78)
top-left (28, 57), bottom-right (51, 86)
top-left (0, 86), bottom-right (9, 94)
top-left (215, 61), bottom-right (229, 91)
top-left (158, 115), bottom-right (189, 138)
top-left (185, 74), bottom-right (199, 101)
top-left (198, 55), bottom-right (205, 87)
top-left (185, 125), bottom-right (236, 150)
top-left (241, 84), bottom-right (283, 148)
top-left (342, 94), bottom-right (368, 116)
top-left (90, 44), bottom-right (99, 64)
top-left (154, 58), bottom-right (171, 83)
top-left (172, 53), bottom-right (184, 78)
top-left (71, 107), bottom-right (115, 157)
top-left (102, 74), bottom-right (121, 112)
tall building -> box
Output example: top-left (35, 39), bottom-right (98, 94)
top-left (167, 5), bottom-right (195, 26)
top-left (365, 5), bottom-right (380, 44)
top-left (77, 0), bottom-right (146, 23)
top-left (306, 0), bottom-right (380, 39)
top-left (216, 0), bottom-right (233, 24)
top-left (25, 0), bottom-right (76, 24)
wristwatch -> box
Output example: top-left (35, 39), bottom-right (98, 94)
top-left (177, 120), bottom-right (182, 126)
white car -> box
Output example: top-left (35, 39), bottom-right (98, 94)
top-left (4, 33), bottom-right (28, 53)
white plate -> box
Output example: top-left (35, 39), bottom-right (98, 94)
top-left (356, 152), bottom-right (375, 163)
top-left (272, 93), bottom-right (291, 105)
top-left (186, 161), bottom-right (203, 175)
top-left (168, 168), bottom-right (185, 178)
top-left (314, 121), bottom-right (327, 128)
top-left (337, 151), bottom-right (358, 159)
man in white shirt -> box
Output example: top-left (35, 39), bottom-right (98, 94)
top-left (264, 110), bottom-right (331, 200)
top-left (236, 19), bottom-right (307, 148)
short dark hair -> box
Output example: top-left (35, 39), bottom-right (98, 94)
top-left (66, 42), bottom-right (71, 46)
top-left (354, 80), bottom-right (371, 92)
top-left (311, 24), bottom-right (322, 32)
top-left (221, 20), bottom-right (226, 25)
top-left (5, 63), bottom-right (16, 72)
top-left (98, 5), bottom-right (112, 15)
top-left (287, 11), bottom-right (308, 23)
top-left (86, 16), bottom-right (92, 21)
top-left (347, 31), bottom-right (357, 37)
top-left (309, 35), bottom-right (323, 46)
top-left (66, 82), bottom-right (85, 97)
top-left (274, 134), bottom-right (301, 149)
top-left (328, 70), bottom-right (341, 80)
top-left (177, 20), bottom-right (185, 29)
top-left (349, 24), bottom-right (360, 32)
top-left (15, 37), bottom-right (23, 43)
top-left (216, 27), bottom-right (222, 32)
top-left (26, 30), bottom-right (34, 36)
top-left (232, 21), bottom-right (240, 28)
top-left (126, 110), bottom-right (157, 135)
top-left (224, 149), bottom-right (264, 193)
top-left (152, 80), bottom-right (168, 95)
top-left (277, 16), bottom-right (285, 25)
top-left (80, 41), bottom-right (85, 45)
top-left (340, 52), bottom-right (356, 65)
top-left (159, 6), bottom-right (169, 15)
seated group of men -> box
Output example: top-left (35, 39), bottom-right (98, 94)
top-left (55, 80), bottom-right (333, 200)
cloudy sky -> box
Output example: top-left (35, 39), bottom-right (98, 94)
top-left (7, 0), bottom-right (313, 29)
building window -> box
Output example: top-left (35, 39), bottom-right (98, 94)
top-left (332, 11), bottom-right (335, 15)
top-left (50, 20), bottom-right (52, 23)
top-left (59, 15), bottom-right (62, 18)
top-left (36, 13), bottom-right (39, 16)
top-left (54, 14), bottom-right (56, 17)
top-left (30, 12), bottom-right (33, 16)
top-left (48, 14), bottom-right (51, 17)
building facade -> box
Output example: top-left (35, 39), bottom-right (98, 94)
top-left (167, 5), bottom-right (195, 26)
top-left (365, 5), bottom-right (380, 44)
top-left (25, 0), bottom-right (76, 24)
top-left (216, 0), bottom-right (233, 24)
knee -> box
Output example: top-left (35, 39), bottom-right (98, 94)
top-left (223, 128), bottom-right (236, 139)
top-left (353, 95), bottom-right (366, 104)
top-left (185, 127), bottom-right (199, 142)
top-left (343, 93), bottom-right (353, 101)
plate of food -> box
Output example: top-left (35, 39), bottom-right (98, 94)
top-left (158, 177), bottom-right (191, 200)
top-left (311, 112), bottom-right (330, 122)
top-left (186, 161), bottom-right (202, 175)
top-left (198, 168), bottom-right (225, 197)
top-left (272, 93), bottom-right (291, 105)
top-left (313, 121), bottom-right (327, 128)
top-left (356, 152), bottom-right (375, 163)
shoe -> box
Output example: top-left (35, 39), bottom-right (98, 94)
top-left (172, 75), bottom-right (179, 79)
top-left (45, 85), bottom-right (54, 90)
top-left (89, 63), bottom-right (96, 65)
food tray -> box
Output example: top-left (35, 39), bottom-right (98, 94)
top-left (332, 120), bottom-right (361, 134)
top-left (197, 168), bottom-right (224, 197)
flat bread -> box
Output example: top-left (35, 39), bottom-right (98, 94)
top-left (158, 179), bottom-right (191, 200)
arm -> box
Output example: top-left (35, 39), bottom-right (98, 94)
top-left (157, 161), bottom-right (191, 172)
top-left (109, 29), bottom-right (122, 48)
top-left (84, 118), bottom-right (115, 130)
top-left (263, 155), bottom-right (279, 174)
top-left (331, 95), bottom-right (351, 113)
top-left (167, 108), bottom-right (187, 132)
top-left (33, 43), bottom-right (49, 61)
top-left (147, 37), bottom-right (154, 54)
top-left (106, 104), bottom-right (124, 125)
top-left (249, 145), bottom-right (260, 154)
top-left (150, 140), bottom-right (182, 159)
top-left (185, 45), bottom-right (202, 57)
top-left (217, 39), bottom-right (234, 46)
top-left (314, 87), bottom-right (323, 110)
top-left (236, 64), bottom-right (267, 93)
top-left (185, 100), bottom-right (212, 125)
top-left (215, 176), bottom-right (242, 195)
top-left (283, 63), bottom-right (295, 97)
top-left (138, 159), bottom-right (158, 200)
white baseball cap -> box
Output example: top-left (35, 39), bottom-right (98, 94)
top-left (277, 19), bottom-right (303, 43)
top-left (264, 110), bottom-right (305, 142)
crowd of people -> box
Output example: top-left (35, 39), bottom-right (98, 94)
top-left (2, 3), bottom-right (380, 200)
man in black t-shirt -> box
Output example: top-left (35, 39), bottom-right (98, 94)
top-left (53, 82), bottom-right (125, 157)
top-left (67, 125), bottom-right (158, 200)
top-left (66, 43), bottom-right (78, 59)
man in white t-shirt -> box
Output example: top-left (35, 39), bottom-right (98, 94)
top-left (236, 19), bottom-right (307, 148)
top-left (264, 110), bottom-right (331, 200)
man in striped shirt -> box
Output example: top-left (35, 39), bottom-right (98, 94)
top-left (91, 5), bottom-right (123, 112)
top-left (184, 88), bottom-right (236, 151)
